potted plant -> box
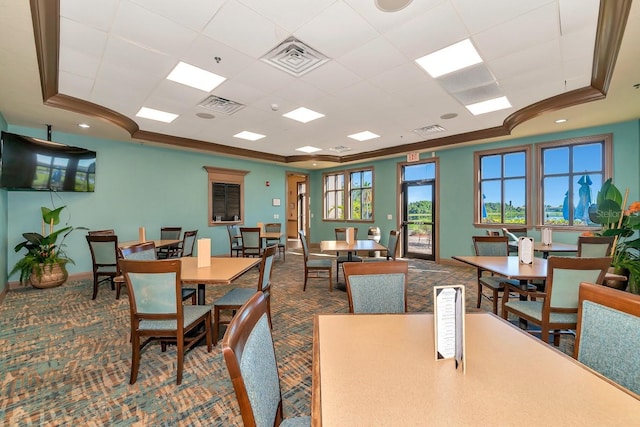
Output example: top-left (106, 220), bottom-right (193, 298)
top-left (588, 179), bottom-right (640, 293)
top-left (10, 205), bottom-right (85, 288)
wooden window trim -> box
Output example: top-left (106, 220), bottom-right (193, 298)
top-left (204, 166), bottom-right (250, 226)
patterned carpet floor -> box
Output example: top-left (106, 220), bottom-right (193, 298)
top-left (0, 250), bottom-right (574, 426)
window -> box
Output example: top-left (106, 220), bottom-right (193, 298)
top-left (323, 167), bottom-right (374, 221)
top-left (204, 166), bottom-right (249, 226)
top-left (538, 134), bottom-right (612, 227)
top-left (475, 146), bottom-right (530, 225)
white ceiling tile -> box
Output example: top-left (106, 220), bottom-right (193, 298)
top-left (58, 47), bottom-right (101, 80)
top-left (182, 35), bottom-right (254, 78)
top-left (489, 39), bottom-right (562, 81)
top-left (60, 0), bottom-right (119, 32)
top-left (130, 0), bottom-right (225, 31)
top-left (58, 71), bottom-right (94, 99)
top-left (60, 18), bottom-right (108, 59)
top-left (369, 63), bottom-right (436, 94)
top-left (232, 60), bottom-right (296, 94)
top-left (213, 80), bottom-right (268, 106)
top-left (101, 35), bottom-right (175, 79)
top-left (558, 0), bottom-right (600, 34)
top-left (237, 0), bottom-right (335, 33)
top-left (561, 27), bottom-right (596, 62)
top-left (144, 80), bottom-right (213, 114)
top-left (299, 61), bottom-right (362, 95)
top-left (451, 0), bottom-right (554, 34)
top-left (270, 80), bottom-right (328, 104)
top-left (336, 36), bottom-right (408, 80)
top-left (345, 0), bottom-right (445, 33)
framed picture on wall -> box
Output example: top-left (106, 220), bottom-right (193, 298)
top-left (272, 198), bottom-right (281, 206)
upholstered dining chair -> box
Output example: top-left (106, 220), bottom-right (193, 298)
top-left (177, 229), bottom-right (198, 257)
top-left (222, 291), bottom-right (311, 427)
top-left (335, 227), bottom-right (362, 282)
top-left (577, 235), bottom-right (615, 257)
top-left (227, 224), bottom-right (242, 257)
top-left (87, 229), bottom-right (115, 236)
top-left (472, 235), bottom-right (530, 314)
top-left (240, 227), bottom-right (262, 257)
top-left (502, 227), bottom-right (527, 255)
top-left (119, 241), bottom-right (197, 304)
top-left (264, 222), bottom-right (286, 260)
top-left (343, 260), bottom-right (408, 313)
top-left (86, 234), bottom-right (120, 300)
top-left (119, 258), bottom-right (213, 385)
top-left (213, 245), bottom-right (277, 345)
top-left (299, 230), bottom-right (333, 291)
top-left (364, 230), bottom-right (400, 262)
top-left (574, 282), bottom-right (640, 395)
top-left (157, 226), bottom-right (182, 259)
top-left (501, 256), bottom-right (611, 345)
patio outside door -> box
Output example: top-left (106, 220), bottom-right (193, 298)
top-left (401, 162), bottom-right (436, 260)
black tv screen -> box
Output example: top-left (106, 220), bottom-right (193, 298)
top-left (0, 131), bottom-right (96, 192)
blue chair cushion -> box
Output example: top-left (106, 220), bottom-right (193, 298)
top-left (281, 416), bottom-right (311, 427)
top-left (215, 288), bottom-right (255, 306)
top-left (503, 301), bottom-right (577, 324)
top-left (307, 259), bottom-right (332, 268)
top-left (139, 305), bottom-right (212, 330)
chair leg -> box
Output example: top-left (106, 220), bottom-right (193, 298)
top-left (116, 281), bottom-right (122, 300)
top-left (213, 306), bottom-right (221, 345)
top-left (476, 283), bottom-right (482, 309)
top-left (92, 273), bottom-right (99, 300)
top-left (492, 288), bottom-right (499, 314)
top-left (176, 335), bottom-right (184, 385)
top-left (329, 269), bottom-right (333, 292)
top-left (130, 333), bottom-right (141, 384)
top-left (303, 268), bottom-right (308, 291)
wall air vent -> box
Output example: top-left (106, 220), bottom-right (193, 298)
top-left (329, 146), bottom-right (352, 153)
top-left (413, 125), bottom-right (446, 137)
top-left (198, 95), bottom-right (245, 115)
top-left (261, 36), bottom-right (330, 77)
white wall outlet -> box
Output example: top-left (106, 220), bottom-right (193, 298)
top-left (274, 214), bottom-right (279, 219)
top-left (387, 214), bottom-right (393, 220)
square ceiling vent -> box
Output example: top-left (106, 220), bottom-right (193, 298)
top-left (261, 36), bottom-right (330, 77)
top-left (198, 95), bottom-right (245, 115)
top-left (413, 125), bottom-right (446, 137)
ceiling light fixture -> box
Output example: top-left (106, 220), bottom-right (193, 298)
top-left (348, 131), bottom-right (380, 141)
top-left (375, 0), bottom-right (413, 12)
top-left (78, 123), bottom-right (90, 128)
top-left (465, 96), bottom-right (511, 115)
top-left (283, 107), bottom-right (325, 123)
top-left (296, 146), bottom-right (322, 153)
top-left (136, 107), bottom-right (178, 123)
top-left (234, 131), bottom-right (266, 141)
top-left (415, 39), bottom-right (482, 78)
top-left (555, 118), bottom-right (567, 123)
top-left (166, 61), bottom-right (226, 92)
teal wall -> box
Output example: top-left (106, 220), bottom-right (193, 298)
top-left (0, 112), bottom-right (8, 293)
top-left (5, 124), bottom-right (305, 281)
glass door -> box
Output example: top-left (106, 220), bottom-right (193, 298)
top-left (401, 162), bottom-right (436, 260)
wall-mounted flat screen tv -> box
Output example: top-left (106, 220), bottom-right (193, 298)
top-left (0, 131), bottom-right (96, 192)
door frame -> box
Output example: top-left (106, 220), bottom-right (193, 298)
top-left (286, 171), bottom-right (310, 241)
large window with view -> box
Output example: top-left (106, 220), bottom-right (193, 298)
top-left (323, 168), bottom-right (374, 221)
top-left (538, 135), bottom-right (611, 227)
top-left (476, 147), bottom-right (530, 225)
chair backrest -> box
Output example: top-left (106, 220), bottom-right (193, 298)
top-left (88, 229), bottom-right (115, 236)
top-left (119, 241), bottom-right (157, 260)
top-left (485, 230), bottom-right (500, 236)
top-left (119, 259), bottom-right (181, 320)
top-left (222, 291), bottom-right (286, 427)
top-left (335, 227), bottom-right (358, 241)
top-left (241, 227), bottom-right (261, 250)
top-left (299, 230), bottom-right (310, 262)
top-left (574, 282), bottom-right (640, 395)
top-left (577, 236), bottom-right (615, 257)
top-left (181, 230), bottom-right (198, 257)
top-left (86, 235), bottom-right (119, 267)
top-left (502, 227), bottom-right (526, 242)
top-left (264, 223), bottom-right (281, 233)
top-left (386, 230), bottom-right (400, 260)
top-left (160, 227), bottom-right (182, 240)
top-left (343, 261), bottom-right (409, 313)
top-left (543, 256), bottom-right (611, 314)
top-left (472, 235), bottom-right (510, 256)
top-left (257, 245), bottom-right (277, 294)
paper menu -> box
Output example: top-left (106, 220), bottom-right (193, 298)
top-left (518, 237), bottom-right (534, 264)
top-left (346, 227), bottom-right (355, 244)
top-left (434, 285), bottom-right (465, 372)
top-left (197, 238), bottom-right (211, 268)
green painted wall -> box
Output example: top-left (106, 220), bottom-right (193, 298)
top-left (0, 112), bottom-right (8, 293)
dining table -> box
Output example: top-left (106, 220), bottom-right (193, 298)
top-left (118, 239), bottom-right (181, 249)
top-left (508, 241), bottom-right (578, 258)
top-left (311, 312), bottom-right (640, 426)
top-left (319, 239), bottom-right (388, 290)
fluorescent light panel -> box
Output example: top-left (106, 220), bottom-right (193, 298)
top-left (136, 107), bottom-right (178, 123)
top-left (166, 61), bottom-right (226, 92)
top-left (348, 131), bottom-right (379, 141)
top-left (415, 39), bottom-right (482, 78)
top-left (296, 146), bottom-right (322, 153)
top-left (465, 96), bottom-right (511, 115)
top-left (234, 131), bottom-right (265, 141)
top-left (283, 107), bottom-right (325, 123)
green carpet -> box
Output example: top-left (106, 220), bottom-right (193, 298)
top-left (0, 252), bottom-right (573, 425)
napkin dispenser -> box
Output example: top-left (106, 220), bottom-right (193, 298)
top-left (541, 227), bottom-right (553, 246)
top-left (518, 237), bottom-right (534, 264)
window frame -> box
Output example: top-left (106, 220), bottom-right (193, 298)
top-left (322, 166), bottom-right (375, 222)
top-left (536, 134), bottom-right (612, 229)
top-left (474, 145), bottom-right (532, 227)
top-left (204, 166), bottom-right (249, 226)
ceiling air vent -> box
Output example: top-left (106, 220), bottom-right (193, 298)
top-left (329, 146), bottom-right (351, 153)
top-left (198, 95), bottom-right (245, 115)
top-left (261, 36), bottom-right (330, 77)
top-left (413, 125), bottom-right (446, 137)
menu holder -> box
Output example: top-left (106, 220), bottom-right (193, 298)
top-left (257, 222), bottom-right (264, 232)
top-left (197, 238), bottom-right (211, 268)
top-left (346, 227), bottom-right (355, 244)
top-left (518, 236), bottom-right (534, 264)
top-left (434, 285), bottom-right (466, 372)
top-left (541, 227), bottom-right (552, 246)
top-left (138, 227), bottom-right (146, 242)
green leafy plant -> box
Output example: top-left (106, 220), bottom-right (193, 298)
top-left (10, 206), bottom-right (85, 286)
top-left (588, 179), bottom-right (640, 293)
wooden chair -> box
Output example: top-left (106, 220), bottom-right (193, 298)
top-left (264, 222), bottom-right (286, 260)
top-left (343, 261), bottom-right (408, 313)
top-left (222, 291), bottom-right (311, 427)
top-left (577, 235), bottom-right (615, 257)
top-left (119, 258), bottom-right (212, 385)
top-left (364, 230), bottom-right (400, 262)
top-left (502, 227), bottom-right (527, 255)
top-left (157, 226), bottom-right (182, 259)
top-left (86, 234), bottom-right (120, 300)
top-left (118, 241), bottom-right (197, 304)
top-left (472, 235), bottom-right (526, 314)
top-left (335, 227), bottom-right (362, 282)
top-left (213, 245), bottom-right (277, 345)
top-left (299, 230), bottom-right (333, 291)
top-left (240, 227), bottom-right (262, 257)
top-left (177, 229), bottom-right (198, 257)
top-left (574, 282), bottom-right (640, 395)
top-left (502, 256), bottom-right (611, 345)
top-left (87, 229), bottom-right (115, 236)
top-left (227, 224), bottom-right (242, 257)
